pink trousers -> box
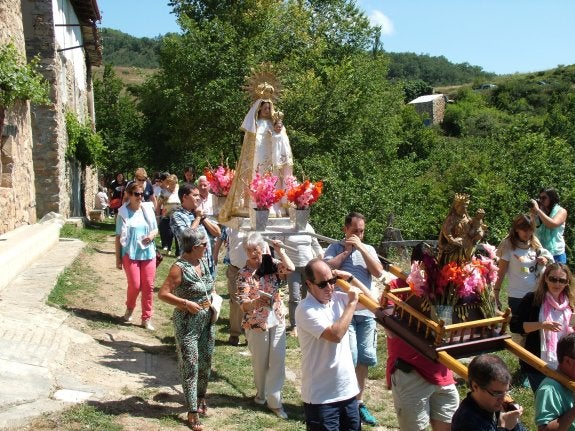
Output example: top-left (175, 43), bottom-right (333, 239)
top-left (122, 254), bottom-right (156, 320)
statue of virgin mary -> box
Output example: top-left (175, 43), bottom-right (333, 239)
top-left (219, 71), bottom-right (287, 221)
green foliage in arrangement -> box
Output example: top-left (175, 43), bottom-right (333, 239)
top-left (65, 111), bottom-right (106, 168)
top-left (0, 42), bottom-right (49, 109)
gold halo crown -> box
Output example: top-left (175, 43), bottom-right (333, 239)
top-left (454, 193), bottom-right (470, 205)
top-left (256, 82), bottom-right (274, 100)
top-left (243, 63), bottom-right (283, 103)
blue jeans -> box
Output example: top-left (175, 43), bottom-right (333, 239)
top-left (554, 253), bottom-right (567, 264)
top-left (304, 397), bottom-right (361, 431)
top-left (348, 315), bottom-right (377, 367)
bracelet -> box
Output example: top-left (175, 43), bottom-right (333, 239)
top-left (347, 275), bottom-right (354, 283)
top-left (183, 299), bottom-right (188, 308)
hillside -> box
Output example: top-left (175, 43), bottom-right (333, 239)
top-left (98, 27), bottom-right (495, 88)
top-left (92, 65), bottom-right (155, 86)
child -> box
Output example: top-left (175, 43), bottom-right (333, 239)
top-left (271, 111), bottom-right (293, 216)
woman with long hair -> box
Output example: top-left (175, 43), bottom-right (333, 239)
top-left (510, 263), bottom-right (575, 391)
top-left (494, 214), bottom-right (551, 314)
top-left (530, 187), bottom-right (568, 263)
top-left (115, 181), bottom-right (158, 330)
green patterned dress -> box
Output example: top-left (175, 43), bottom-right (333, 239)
top-left (172, 257), bottom-right (215, 412)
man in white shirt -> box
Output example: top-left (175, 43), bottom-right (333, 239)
top-left (296, 258), bottom-right (370, 431)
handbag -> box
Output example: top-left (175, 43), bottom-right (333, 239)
top-left (155, 249), bottom-right (163, 267)
top-left (109, 197), bottom-right (122, 209)
top-left (209, 292), bottom-right (223, 323)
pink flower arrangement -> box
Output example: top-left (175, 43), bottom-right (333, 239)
top-left (204, 165), bottom-right (235, 197)
top-left (406, 245), bottom-right (499, 318)
top-left (249, 172), bottom-right (285, 210)
top-left (284, 175), bottom-right (323, 209)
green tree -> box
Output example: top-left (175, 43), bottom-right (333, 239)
top-left (93, 65), bottom-right (144, 175)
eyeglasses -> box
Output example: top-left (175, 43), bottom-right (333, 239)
top-left (548, 276), bottom-right (569, 284)
top-left (313, 277), bottom-right (338, 289)
top-left (133, 192), bottom-right (145, 197)
top-left (481, 387), bottom-right (510, 399)
top-left (197, 242), bottom-right (208, 247)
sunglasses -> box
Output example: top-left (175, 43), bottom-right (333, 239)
top-left (481, 387), bottom-right (510, 399)
top-left (548, 276), bottom-right (568, 284)
top-left (133, 192), bottom-right (145, 197)
top-left (136, 177), bottom-right (147, 182)
top-left (313, 277), bottom-right (338, 289)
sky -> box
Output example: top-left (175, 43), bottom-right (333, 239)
top-left (95, 0), bottom-right (575, 75)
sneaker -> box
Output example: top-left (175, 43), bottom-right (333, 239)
top-left (142, 319), bottom-right (155, 331)
top-left (358, 403), bottom-right (377, 426)
top-left (269, 406), bottom-right (288, 419)
top-left (122, 308), bottom-right (134, 323)
top-left (228, 335), bottom-right (240, 346)
top-left (254, 396), bottom-right (266, 405)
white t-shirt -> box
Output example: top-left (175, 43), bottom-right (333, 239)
top-left (200, 193), bottom-right (214, 216)
top-left (284, 224), bottom-right (323, 267)
top-left (498, 239), bottom-right (539, 299)
top-left (296, 291), bottom-right (359, 404)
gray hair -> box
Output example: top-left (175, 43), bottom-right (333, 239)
top-left (244, 232), bottom-right (266, 250)
top-left (181, 227), bottom-right (207, 253)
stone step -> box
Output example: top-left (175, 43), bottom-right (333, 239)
top-left (0, 214), bottom-right (64, 292)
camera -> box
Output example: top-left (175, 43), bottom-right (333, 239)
top-left (527, 198), bottom-right (541, 209)
top-left (255, 254), bottom-right (279, 277)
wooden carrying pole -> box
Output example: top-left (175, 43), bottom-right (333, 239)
top-left (335, 279), bottom-right (575, 392)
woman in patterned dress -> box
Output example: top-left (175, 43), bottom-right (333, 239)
top-left (158, 227), bottom-right (215, 431)
top-left (237, 232), bottom-right (294, 419)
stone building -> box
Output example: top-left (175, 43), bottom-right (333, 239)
top-left (0, 0), bottom-right (102, 235)
top-left (408, 94), bottom-right (447, 126)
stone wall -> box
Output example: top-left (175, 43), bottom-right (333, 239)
top-left (0, 0), bottom-right (100, 235)
top-left (0, 0), bottom-right (38, 234)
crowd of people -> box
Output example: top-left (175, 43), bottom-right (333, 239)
top-left (105, 170), bottom-right (573, 431)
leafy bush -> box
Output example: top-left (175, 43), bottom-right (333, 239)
top-left (0, 42), bottom-right (49, 108)
top-left (65, 111), bottom-right (106, 167)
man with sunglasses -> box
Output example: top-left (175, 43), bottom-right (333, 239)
top-left (452, 354), bottom-right (526, 431)
top-left (296, 258), bottom-right (375, 431)
top-left (170, 183), bottom-right (221, 277)
top-left (535, 333), bottom-right (575, 431)
top-left (324, 212), bottom-right (384, 426)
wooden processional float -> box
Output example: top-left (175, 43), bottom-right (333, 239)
top-left (335, 255), bottom-right (575, 392)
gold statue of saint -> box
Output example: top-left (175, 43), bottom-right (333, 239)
top-left (437, 194), bottom-right (486, 265)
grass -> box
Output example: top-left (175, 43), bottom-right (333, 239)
top-left (41, 226), bottom-right (539, 430)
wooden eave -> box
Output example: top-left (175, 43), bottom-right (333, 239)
top-left (68, 0), bottom-right (102, 66)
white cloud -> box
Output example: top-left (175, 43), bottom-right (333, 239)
top-left (369, 10), bottom-right (394, 35)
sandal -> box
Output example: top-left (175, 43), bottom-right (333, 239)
top-left (198, 399), bottom-right (208, 416)
top-left (187, 412), bottom-right (203, 431)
